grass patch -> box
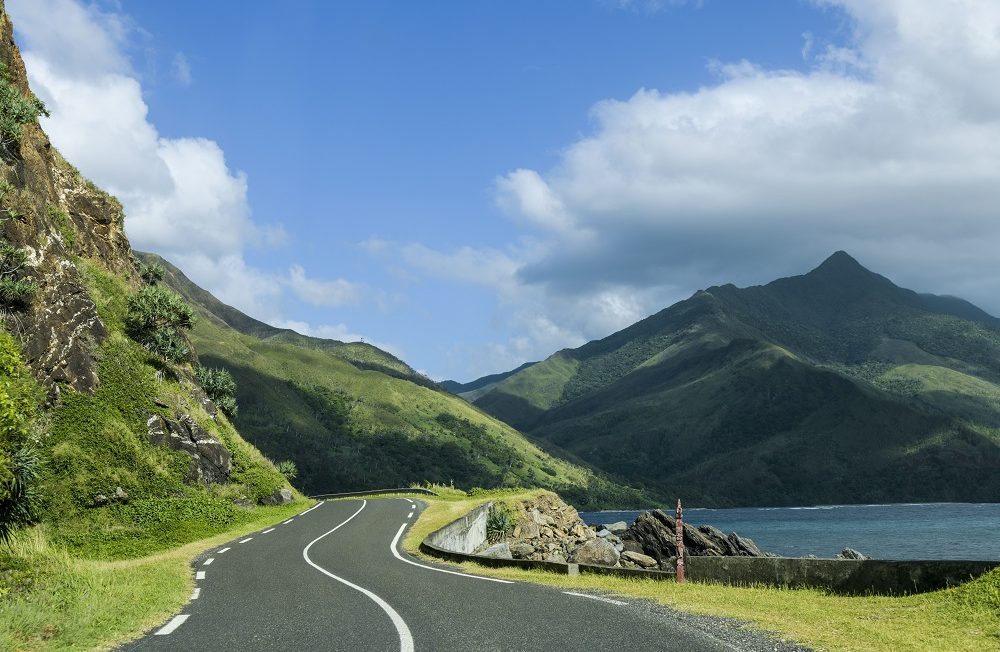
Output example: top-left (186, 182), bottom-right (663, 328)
top-left (402, 491), bottom-right (1000, 652)
top-left (0, 500), bottom-right (309, 651)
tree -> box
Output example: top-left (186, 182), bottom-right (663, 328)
top-left (125, 286), bottom-right (195, 363)
top-left (195, 366), bottom-right (238, 417)
top-left (0, 330), bottom-right (41, 543)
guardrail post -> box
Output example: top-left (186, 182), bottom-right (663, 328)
top-left (676, 498), bottom-right (685, 583)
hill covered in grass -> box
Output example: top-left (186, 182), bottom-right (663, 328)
top-left (139, 253), bottom-right (649, 509)
top-left (466, 252), bottom-right (1000, 506)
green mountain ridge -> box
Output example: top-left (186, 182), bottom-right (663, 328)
top-left (468, 252), bottom-right (1000, 506)
top-left (140, 254), bottom-right (649, 509)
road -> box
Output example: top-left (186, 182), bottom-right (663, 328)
top-left (121, 498), bottom-right (790, 651)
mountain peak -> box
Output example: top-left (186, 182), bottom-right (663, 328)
top-left (811, 251), bottom-right (867, 275)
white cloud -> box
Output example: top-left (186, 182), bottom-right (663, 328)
top-left (171, 52), bottom-right (192, 86)
top-left (9, 0), bottom-right (386, 349)
top-left (286, 265), bottom-right (362, 308)
top-left (390, 0), bottom-right (1000, 377)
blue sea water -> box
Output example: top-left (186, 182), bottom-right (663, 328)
top-left (579, 503), bottom-right (1000, 560)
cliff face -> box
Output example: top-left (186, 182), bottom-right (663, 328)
top-left (0, 5), bottom-right (135, 399)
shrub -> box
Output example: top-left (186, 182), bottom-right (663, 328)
top-left (0, 63), bottom-right (48, 156)
top-left (0, 239), bottom-right (36, 309)
top-left (195, 366), bottom-right (238, 417)
top-left (136, 261), bottom-right (164, 285)
top-left (486, 501), bottom-right (515, 543)
top-left (275, 459), bottom-right (298, 481)
top-left (46, 204), bottom-right (75, 250)
top-left (124, 286), bottom-right (195, 363)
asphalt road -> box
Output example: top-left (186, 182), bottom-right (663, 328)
top-left (120, 498), bottom-right (795, 651)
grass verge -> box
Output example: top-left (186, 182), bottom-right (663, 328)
top-left (402, 489), bottom-right (1000, 652)
top-left (0, 500), bottom-right (310, 651)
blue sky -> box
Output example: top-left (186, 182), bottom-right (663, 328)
top-left (11, 1), bottom-right (1000, 380)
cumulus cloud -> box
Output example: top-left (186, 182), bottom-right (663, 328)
top-left (9, 0), bottom-right (382, 347)
top-left (401, 0), bottom-right (1000, 376)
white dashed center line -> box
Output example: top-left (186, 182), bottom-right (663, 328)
top-left (263, 528), bottom-right (275, 534)
top-left (203, 558), bottom-right (214, 566)
top-left (196, 571), bottom-right (206, 580)
top-left (217, 547), bottom-right (231, 554)
top-left (190, 588), bottom-right (201, 600)
top-left (239, 537), bottom-right (253, 544)
top-left (155, 614), bottom-right (189, 635)
top-left (563, 591), bottom-right (628, 606)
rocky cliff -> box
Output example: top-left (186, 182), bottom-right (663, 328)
top-left (0, 7), bottom-right (134, 400)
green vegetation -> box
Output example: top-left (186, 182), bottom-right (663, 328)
top-left (404, 490), bottom-right (1000, 652)
top-left (470, 252), bottom-right (1000, 506)
top-left (45, 204), bottom-right (74, 251)
top-left (485, 501), bottom-right (514, 543)
top-left (275, 459), bottom-right (298, 481)
top-left (195, 366), bottom-right (238, 417)
top-left (0, 61), bottom-right (48, 155)
top-left (124, 284), bottom-right (195, 363)
top-left (136, 260), bottom-right (165, 285)
top-left (0, 237), bottom-right (37, 309)
top-left (0, 330), bottom-right (41, 542)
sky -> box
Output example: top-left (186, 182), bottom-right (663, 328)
top-left (9, 0), bottom-right (1000, 381)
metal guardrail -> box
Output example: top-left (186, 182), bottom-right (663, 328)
top-left (309, 487), bottom-right (439, 499)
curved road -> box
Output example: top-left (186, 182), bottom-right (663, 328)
top-left (121, 499), bottom-right (790, 651)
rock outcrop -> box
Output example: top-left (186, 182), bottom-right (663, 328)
top-left (147, 414), bottom-right (232, 484)
top-left (619, 509), bottom-right (771, 568)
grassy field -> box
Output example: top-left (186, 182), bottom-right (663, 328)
top-left (0, 500), bottom-right (309, 651)
top-left (403, 489), bottom-right (1000, 652)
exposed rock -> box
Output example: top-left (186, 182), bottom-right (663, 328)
top-left (112, 486), bottom-right (129, 503)
top-left (510, 542), bottom-right (535, 559)
top-left (260, 488), bottom-right (293, 506)
top-left (621, 550), bottom-right (658, 568)
top-left (570, 538), bottom-right (620, 566)
top-left (480, 543), bottom-right (512, 559)
top-left (837, 547), bottom-right (869, 560)
top-left (233, 497), bottom-right (254, 509)
top-left (621, 509), bottom-right (772, 563)
top-left (602, 521), bottom-right (628, 533)
top-left (92, 493), bottom-right (109, 507)
top-left (147, 414), bottom-right (232, 484)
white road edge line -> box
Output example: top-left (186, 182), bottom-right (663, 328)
top-left (217, 547), bottom-right (231, 554)
top-left (390, 523), bottom-right (514, 584)
top-left (203, 558), bottom-right (214, 566)
top-left (239, 537), bottom-right (253, 544)
top-left (190, 588), bottom-right (201, 600)
top-left (196, 571), bottom-right (206, 580)
top-left (407, 512), bottom-right (414, 519)
top-left (155, 614), bottom-right (189, 635)
top-left (301, 501), bottom-right (324, 515)
top-left (303, 501), bottom-right (414, 652)
top-left (283, 519), bottom-right (294, 524)
top-left (263, 528), bottom-right (276, 534)
top-left (563, 591), bottom-right (628, 606)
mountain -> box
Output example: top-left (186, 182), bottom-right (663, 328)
top-left (138, 253), bottom-right (649, 509)
top-left (441, 360), bottom-right (539, 401)
top-left (467, 252), bottom-right (1000, 506)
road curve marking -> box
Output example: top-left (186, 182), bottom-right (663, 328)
top-left (203, 558), bottom-right (214, 566)
top-left (196, 571), bottom-right (206, 580)
top-left (563, 591), bottom-right (628, 606)
top-left (239, 537), bottom-right (253, 544)
top-left (407, 511), bottom-right (414, 519)
top-left (301, 501), bottom-right (324, 515)
top-left (217, 547), bottom-right (231, 554)
top-left (190, 588), bottom-right (201, 600)
top-left (154, 614), bottom-right (189, 635)
top-left (389, 523), bottom-right (514, 584)
top-left (263, 528), bottom-right (276, 534)
top-left (283, 519), bottom-right (294, 524)
top-left (302, 501), bottom-right (414, 652)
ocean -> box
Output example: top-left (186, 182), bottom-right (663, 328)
top-left (579, 502), bottom-right (1000, 560)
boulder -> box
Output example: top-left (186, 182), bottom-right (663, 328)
top-left (510, 543), bottom-right (536, 559)
top-left (837, 547), bottom-right (870, 560)
top-left (480, 543), bottom-right (512, 559)
top-left (112, 486), bottom-right (129, 503)
top-left (260, 488), bottom-right (293, 506)
top-left (147, 414), bottom-right (232, 484)
top-left (621, 550), bottom-right (658, 568)
top-left (621, 509), bottom-right (770, 561)
top-left (570, 538), bottom-right (620, 567)
top-left (727, 533), bottom-right (764, 557)
top-left (602, 521), bottom-right (628, 533)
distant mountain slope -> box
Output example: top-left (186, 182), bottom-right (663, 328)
top-left (147, 254), bottom-right (649, 508)
top-left (441, 360), bottom-right (539, 401)
top-left (138, 252), bottom-right (436, 388)
top-left (470, 252), bottom-right (1000, 506)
